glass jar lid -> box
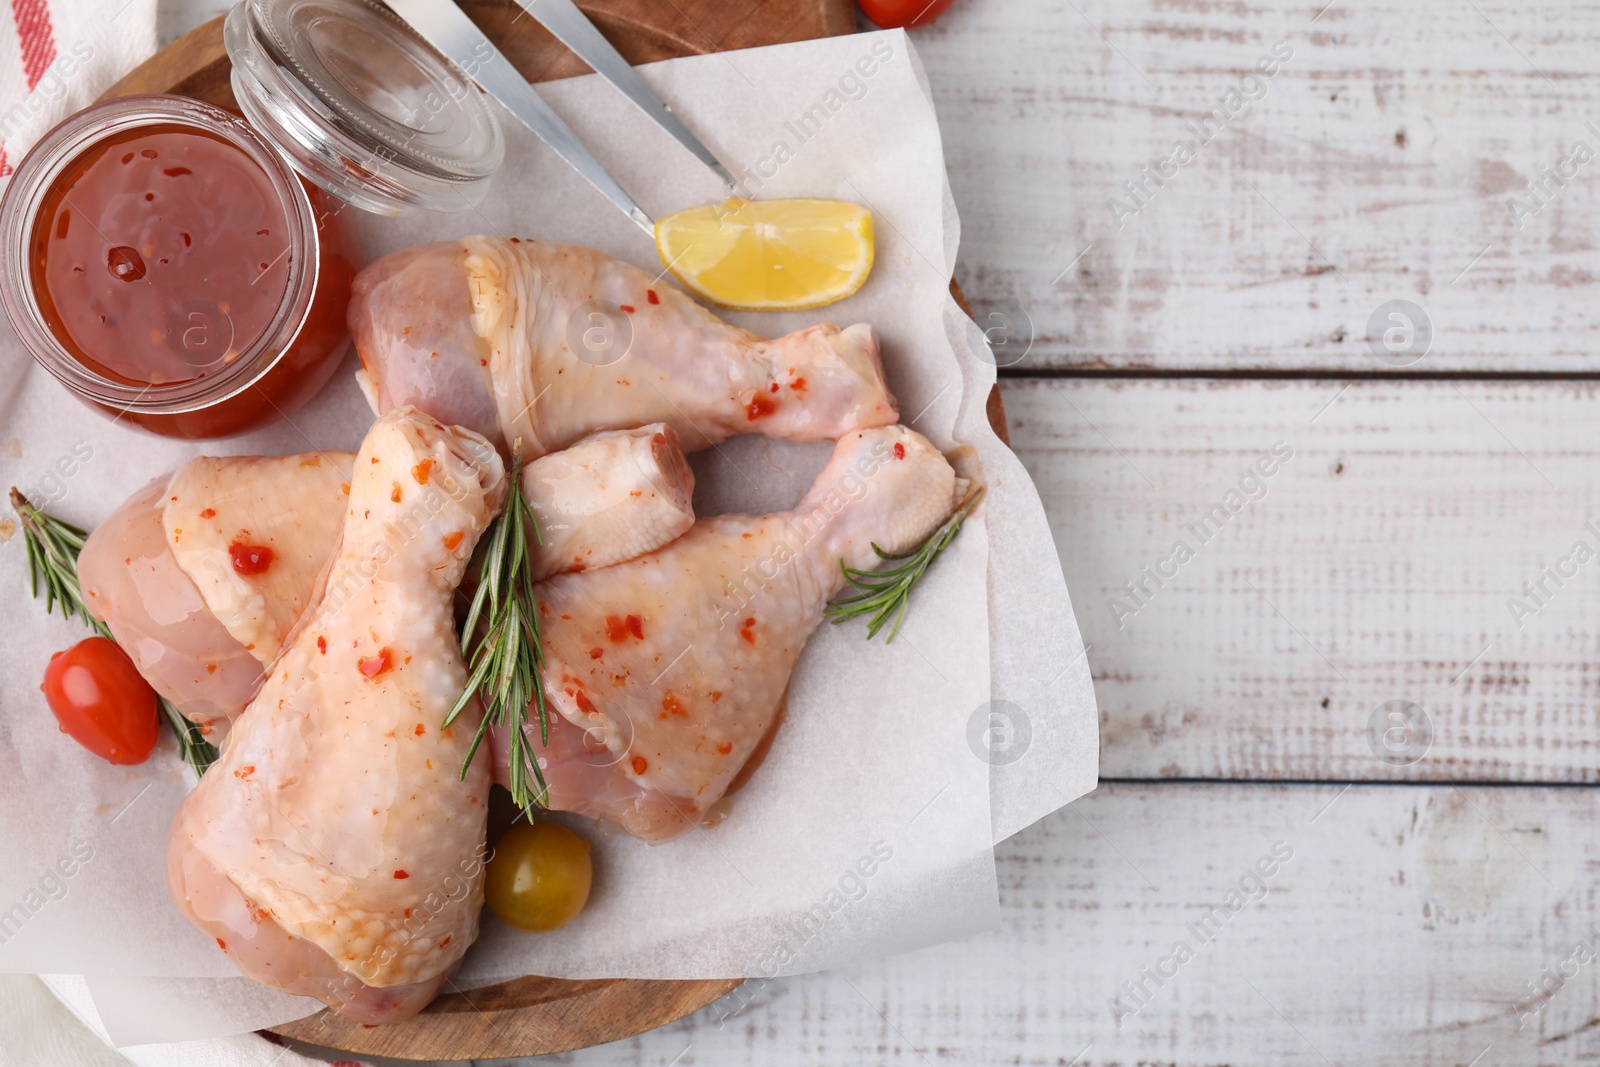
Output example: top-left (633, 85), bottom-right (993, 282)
top-left (223, 0), bottom-right (504, 215)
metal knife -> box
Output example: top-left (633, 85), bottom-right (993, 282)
top-left (508, 0), bottom-right (737, 188)
top-left (383, 0), bottom-right (656, 234)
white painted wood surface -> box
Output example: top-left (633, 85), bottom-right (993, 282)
top-left (1008, 377), bottom-right (1600, 782)
top-left (440, 783), bottom-right (1600, 1067)
top-left (915, 0), bottom-right (1600, 372)
top-left (131, 1), bottom-right (1600, 1065)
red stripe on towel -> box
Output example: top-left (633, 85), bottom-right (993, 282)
top-left (12, 0), bottom-right (58, 88)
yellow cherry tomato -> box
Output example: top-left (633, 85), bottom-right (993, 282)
top-left (485, 823), bottom-right (593, 933)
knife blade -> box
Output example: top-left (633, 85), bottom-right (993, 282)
top-left (383, 0), bottom-right (655, 235)
top-left (509, 0), bottom-right (737, 188)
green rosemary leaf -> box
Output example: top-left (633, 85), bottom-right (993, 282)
top-left (160, 696), bottom-right (220, 779)
top-left (825, 485), bottom-right (985, 643)
top-left (450, 447), bottom-right (551, 816)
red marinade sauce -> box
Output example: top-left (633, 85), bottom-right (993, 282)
top-left (229, 541), bottom-right (275, 575)
top-left (29, 124), bottom-right (292, 386)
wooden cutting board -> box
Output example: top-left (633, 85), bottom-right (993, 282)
top-left (102, 2), bottom-right (851, 1059)
top-left (99, 1), bottom-right (1000, 1059)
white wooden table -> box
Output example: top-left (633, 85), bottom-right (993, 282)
top-left (161, 1), bottom-right (1600, 1063)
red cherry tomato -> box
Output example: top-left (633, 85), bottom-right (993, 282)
top-left (41, 637), bottom-right (159, 765)
top-left (857, 0), bottom-right (956, 29)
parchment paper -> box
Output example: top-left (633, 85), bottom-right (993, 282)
top-left (0, 29), bottom-right (1097, 1043)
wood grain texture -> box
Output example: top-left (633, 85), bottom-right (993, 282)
top-left (911, 0), bottom-right (1600, 373)
top-left (1006, 376), bottom-right (1600, 781)
top-left (119, 0), bottom-right (857, 109)
top-left (270, 975), bottom-right (742, 1060)
top-left (129, 1), bottom-right (1600, 1064)
top-left (375, 783), bottom-right (1600, 1067)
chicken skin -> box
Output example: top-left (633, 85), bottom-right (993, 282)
top-left (348, 238), bottom-right (897, 456)
top-left (524, 424), bottom-right (694, 581)
top-left (80, 453), bottom-right (353, 736)
top-left (500, 425), bottom-right (963, 842)
top-left (78, 428), bottom-right (693, 735)
top-left (165, 408), bottom-right (506, 1023)
top-left (162, 453), bottom-right (354, 665)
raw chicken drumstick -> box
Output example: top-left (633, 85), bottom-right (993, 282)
top-left (78, 427), bottom-right (694, 737)
top-left (166, 408), bottom-right (506, 1024)
top-left (524, 425), bottom-right (695, 580)
top-left (348, 238), bottom-right (898, 456)
top-left (497, 425), bottom-right (964, 843)
top-left (80, 452), bottom-right (353, 738)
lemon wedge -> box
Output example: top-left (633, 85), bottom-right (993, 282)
top-left (654, 197), bottom-right (874, 311)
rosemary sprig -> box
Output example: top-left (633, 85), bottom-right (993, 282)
top-left (825, 485), bottom-right (986, 642)
top-left (444, 445), bottom-right (550, 817)
top-left (11, 488), bottom-right (219, 777)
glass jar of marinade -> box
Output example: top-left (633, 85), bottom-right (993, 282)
top-left (0, 0), bottom-right (503, 438)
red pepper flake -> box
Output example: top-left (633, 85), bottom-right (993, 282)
top-left (791, 377), bottom-right (807, 393)
top-left (442, 530), bottom-right (464, 551)
top-left (393, 870), bottom-right (410, 879)
top-left (233, 764), bottom-right (255, 779)
top-left (340, 483), bottom-right (350, 496)
top-left (710, 690), bottom-right (723, 703)
top-left (631, 755), bottom-right (648, 775)
top-left (769, 382), bottom-right (780, 393)
top-left (740, 618), bottom-right (757, 646)
top-left (206, 663), bottom-right (217, 675)
top-left (359, 648), bottom-right (394, 678)
top-left (216, 938), bottom-right (227, 951)
top-left (574, 689), bottom-right (597, 714)
top-left (646, 289), bottom-right (660, 305)
top-left (229, 542), bottom-right (274, 575)
top-left (439, 935), bottom-right (452, 948)
top-left (413, 458), bottom-right (434, 484)
top-left (606, 614), bottom-right (645, 642)
top-left (316, 635), bottom-right (327, 655)
top-left (747, 393), bottom-right (778, 421)
top-left (661, 692), bottom-right (687, 718)
top-left (391, 483), bottom-right (403, 503)
top-left (199, 507), bottom-right (216, 519)
top-left (589, 647), bottom-right (604, 660)
top-left (414, 723), bottom-right (426, 736)
top-left (893, 442), bottom-right (906, 460)
top-left (717, 741), bottom-right (734, 755)
top-left (620, 304), bottom-right (635, 314)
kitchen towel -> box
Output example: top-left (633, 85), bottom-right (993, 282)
top-left (0, 0), bottom-right (158, 181)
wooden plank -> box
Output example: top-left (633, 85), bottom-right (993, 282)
top-left (522, 782), bottom-right (1600, 1067)
top-left (913, 0), bottom-right (1600, 373)
top-left (1004, 376), bottom-right (1600, 781)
